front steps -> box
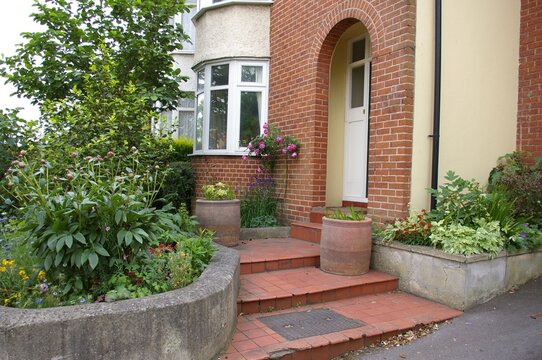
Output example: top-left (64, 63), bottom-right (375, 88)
top-left (290, 207), bottom-right (367, 243)
top-left (221, 238), bottom-right (463, 360)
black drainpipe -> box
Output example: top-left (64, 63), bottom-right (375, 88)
top-left (430, 0), bottom-right (442, 210)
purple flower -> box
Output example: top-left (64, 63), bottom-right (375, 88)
top-left (254, 149), bottom-right (260, 155)
top-left (241, 155), bottom-right (248, 161)
top-left (263, 122), bottom-right (268, 130)
top-left (79, 298), bottom-right (87, 303)
top-left (287, 144), bottom-right (297, 152)
top-left (282, 147), bottom-right (288, 154)
top-left (291, 152), bottom-right (298, 158)
top-left (520, 232), bottom-right (527, 239)
top-left (247, 142), bottom-right (253, 150)
top-left (276, 136), bottom-right (283, 143)
top-left (36, 298), bottom-right (43, 304)
top-left (259, 142), bottom-right (265, 150)
top-left (40, 283), bottom-right (49, 293)
top-left (257, 167), bottom-right (262, 173)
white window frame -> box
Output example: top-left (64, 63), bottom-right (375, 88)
top-left (193, 59), bottom-right (269, 155)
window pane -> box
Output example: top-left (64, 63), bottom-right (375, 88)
top-left (239, 91), bottom-right (261, 146)
top-left (241, 66), bottom-right (263, 83)
top-left (195, 94), bottom-right (204, 150)
top-left (179, 6), bottom-right (197, 51)
top-left (209, 89), bottom-right (228, 149)
top-left (211, 64), bottom-right (229, 86)
top-left (352, 39), bottom-right (366, 63)
top-left (351, 65), bottom-right (365, 108)
top-left (197, 71), bottom-right (205, 92)
top-left (180, 93), bottom-right (195, 109)
top-left (178, 110), bottom-right (195, 140)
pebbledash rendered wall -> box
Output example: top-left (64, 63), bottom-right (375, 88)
top-left (193, 0), bottom-right (416, 223)
top-left (517, 0), bottom-right (542, 158)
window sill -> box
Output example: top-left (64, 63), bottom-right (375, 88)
top-left (189, 151), bottom-right (247, 157)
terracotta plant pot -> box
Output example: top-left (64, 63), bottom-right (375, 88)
top-left (320, 216), bottom-right (373, 275)
top-left (196, 199), bottom-right (240, 247)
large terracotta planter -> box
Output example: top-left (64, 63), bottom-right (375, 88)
top-left (320, 217), bottom-right (373, 275)
top-left (196, 199), bottom-right (240, 247)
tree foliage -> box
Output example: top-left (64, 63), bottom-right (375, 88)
top-left (0, 0), bottom-right (191, 112)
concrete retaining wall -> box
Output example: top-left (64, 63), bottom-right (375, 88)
top-left (0, 245), bottom-right (240, 360)
top-left (240, 226), bottom-right (290, 240)
top-left (371, 239), bottom-right (542, 310)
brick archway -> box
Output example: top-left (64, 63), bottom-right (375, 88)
top-left (269, 0), bottom-right (416, 222)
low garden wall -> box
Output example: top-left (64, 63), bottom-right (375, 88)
top-left (240, 226), bottom-right (290, 240)
top-left (0, 245), bottom-right (240, 360)
top-left (371, 239), bottom-right (542, 310)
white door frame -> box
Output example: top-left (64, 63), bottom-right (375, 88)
top-left (343, 35), bottom-right (371, 203)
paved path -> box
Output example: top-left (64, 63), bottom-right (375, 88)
top-left (342, 278), bottom-right (542, 360)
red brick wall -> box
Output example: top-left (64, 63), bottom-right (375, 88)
top-left (517, 0), bottom-right (542, 158)
top-left (268, 0), bottom-right (416, 222)
top-left (193, 0), bottom-right (416, 224)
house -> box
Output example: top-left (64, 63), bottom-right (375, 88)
top-left (166, 0), bottom-right (542, 224)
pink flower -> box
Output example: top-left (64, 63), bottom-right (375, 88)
top-left (263, 122), bottom-right (268, 129)
top-left (257, 167), bottom-right (262, 173)
top-left (276, 136), bottom-right (283, 143)
top-left (282, 147), bottom-right (288, 154)
top-left (287, 144), bottom-right (297, 152)
top-left (259, 142), bottom-right (265, 150)
top-left (254, 149), bottom-right (260, 155)
top-left (291, 152), bottom-right (298, 158)
top-left (247, 142), bottom-right (253, 150)
top-left (242, 155), bottom-right (248, 161)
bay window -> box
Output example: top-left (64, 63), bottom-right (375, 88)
top-left (193, 60), bottom-right (268, 154)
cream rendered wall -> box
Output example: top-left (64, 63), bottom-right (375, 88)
top-left (410, 0), bottom-right (520, 212)
top-left (173, 53), bottom-right (196, 92)
top-left (326, 23), bottom-right (367, 206)
top-left (193, 4), bottom-right (270, 66)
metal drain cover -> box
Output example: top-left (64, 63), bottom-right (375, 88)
top-left (258, 308), bottom-right (364, 341)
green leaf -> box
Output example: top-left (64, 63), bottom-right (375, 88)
top-left (75, 278), bottom-right (83, 290)
top-left (47, 235), bottom-right (58, 251)
top-left (125, 231), bottom-right (133, 246)
top-left (62, 283), bottom-right (72, 295)
top-left (94, 245), bottom-right (110, 257)
top-left (55, 251), bottom-right (64, 266)
top-left (88, 252), bottom-right (99, 269)
top-left (74, 232), bottom-right (86, 244)
top-left (44, 254), bottom-right (53, 270)
top-left (117, 229), bottom-right (126, 246)
top-left (56, 236), bottom-right (65, 252)
top-left (115, 209), bottom-right (123, 225)
top-left (65, 234), bottom-right (73, 248)
top-left (81, 250), bottom-right (90, 265)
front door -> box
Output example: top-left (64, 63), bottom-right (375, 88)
top-left (343, 36), bottom-right (370, 203)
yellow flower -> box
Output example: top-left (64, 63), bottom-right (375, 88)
top-left (19, 269), bottom-right (27, 277)
top-left (3, 299), bottom-right (8, 305)
top-left (1, 259), bottom-right (7, 266)
top-left (38, 270), bottom-right (46, 280)
top-left (0, 266), bottom-right (6, 273)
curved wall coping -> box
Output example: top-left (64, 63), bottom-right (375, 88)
top-left (193, 0), bottom-right (273, 22)
top-left (1, 245), bottom-right (240, 360)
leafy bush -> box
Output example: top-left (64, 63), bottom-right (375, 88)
top-left (508, 224), bottom-right (542, 252)
top-left (326, 207), bottom-right (366, 221)
top-left (430, 219), bottom-right (505, 256)
top-left (159, 161), bottom-right (195, 210)
top-left (383, 210), bottom-right (432, 246)
top-left (488, 152), bottom-right (542, 226)
top-left (3, 151), bottom-right (173, 294)
top-left (241, 175), bottom-right (278, 227)
top-left (158, 137), bottom-right (194, 163)
top-left (0, 109), bottom-right (35, 178)
top-left (202, 182), bottom-right (236, 200)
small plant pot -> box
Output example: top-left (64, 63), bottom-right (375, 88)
top-left (320, 217), bottom-right (373, 275)
top-left (196, 199), bottom-right (241, 247)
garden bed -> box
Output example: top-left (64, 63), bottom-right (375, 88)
top-left (371, 239), bottom-right (542, 310)
top-left (0, 245), bottom-right (240, 360)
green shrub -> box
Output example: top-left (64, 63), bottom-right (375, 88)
top-left (508, 224), bottom-right (542, 252)
top-left (488, 151), bottom-right (542, 226)
top-left (202, 182), bottom-right (236, 200)
top-left (326, 207), bottom-right (366, 221)
top-left (430, 219), bottom-right (505, 256)
top-left (383, 210), bottom-right (432, 246)
top-left (3, 151), bottom-right (175, 294)
top-left (159, 161), bottom-right (195, 210)
top-left (157, 137), bottom-right (194, 163)
top-left (241, 176), bottom-right (278, 227)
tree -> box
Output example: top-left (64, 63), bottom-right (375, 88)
top-left (0, 0), bottom-right (191, 113)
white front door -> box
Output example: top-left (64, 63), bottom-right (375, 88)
top-left (343, 36), bottom-right (370, 202)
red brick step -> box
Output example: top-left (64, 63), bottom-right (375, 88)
top-left (290, 222), bottom-right (322, 243)
top-left (238, 268), bottom-right (398, 315)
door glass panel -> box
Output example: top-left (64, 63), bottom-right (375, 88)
top-left (241, 66), bottom-right (263, 83)
top-left (351, 65), bottom-right (365, 108)
top-left (209, 89), bottom-right (228, 149)
top-left (195, 94), bottom-right (204, 150)
top-left (239, 91), bottom-right (261, 146)
top-left (211, 64), bottom-right (229, 86)
top-left (352, 39), bottom-right (366, 63)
